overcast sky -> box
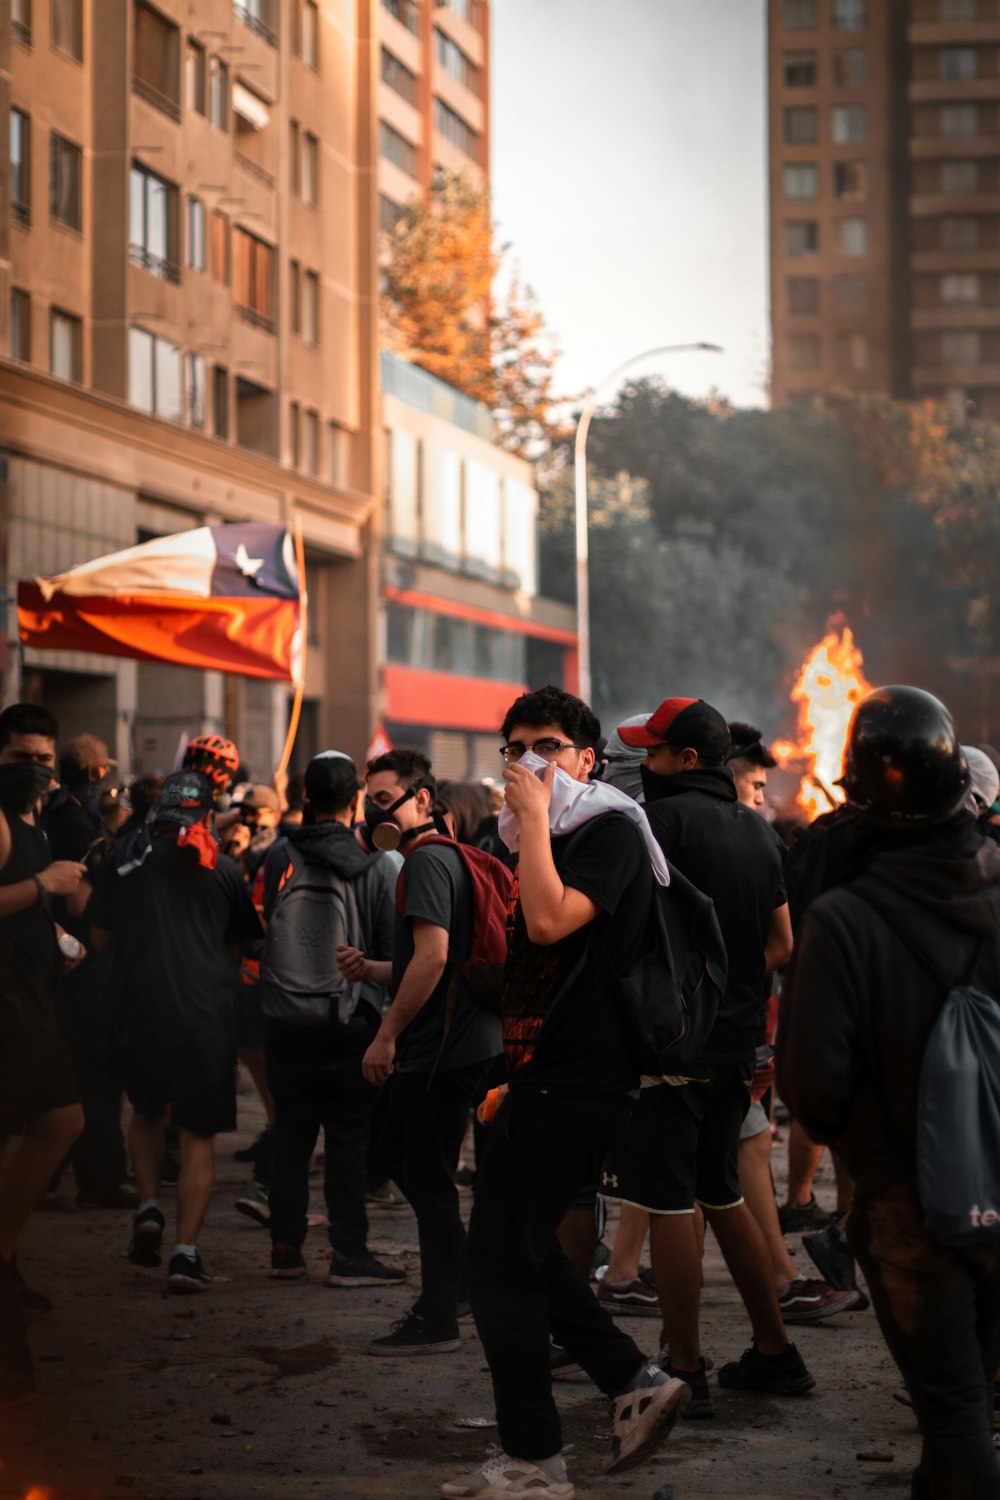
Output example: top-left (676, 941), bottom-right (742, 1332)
top-left (490, 0), bottom-right (769, 411)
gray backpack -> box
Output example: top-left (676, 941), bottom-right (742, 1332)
top-left (260, 851), bottom-right (363, 1026)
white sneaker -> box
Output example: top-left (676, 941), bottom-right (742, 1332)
top-left (441, 1446), bottom-right (574, 1498)
top-left (602, 1372), bottom-right (691, 1474)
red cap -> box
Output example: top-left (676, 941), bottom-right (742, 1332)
top-left (618, 699), bottom-right (731, 762)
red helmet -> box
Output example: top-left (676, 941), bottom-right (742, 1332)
top-left (183, 734), bottom-right (240, 793)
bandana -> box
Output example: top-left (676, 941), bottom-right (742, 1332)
top-left (176, 822), bottom-right (219, 870)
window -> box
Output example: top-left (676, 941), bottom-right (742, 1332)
top-left (303, 410), bottom-right (319, 476)
top-left (783, 50), bottom-right (817, 87)
top-left (942, 330), bottom-right (981, 364)
top-left (10, 109), bottom-right (30, 225)
top-left (301, 0), bottom-right (318, 67)
top-left (786, 219), bottom-right (819, 255)
top-left (301, 132), bottom-right (319, 205)
top-left (379, 194), bottom-right (403, 232)
top-left (12, 0), bottom-right (31, 46)
top-left (186, 352), bottom-right (206, 427)
top-left (187, 195), bottom-right (205, 271)
top-left (434, 98), bottom-right (478, 159)
top-left (186, 40), bottom-right (206, 114)
top-left (941, 216), bottom-right (979, 249)
top-left (839, 216), bottom-right (869, 255)
top-left (211, 209), bottom-right (230, 283)
top-left (381, 0), bottom-right (419, 35)
top-left (329, 422), bottom-right (348, 487)
top-left (832, 104), bottom-right (866, 143)
top-left (784, 106), bottom-right (818, 145)
top-left (10, 289), bottom-right (30, 361)
top-left (439, 0), bottom-right (478, 23)
top-left (835, 273), bottom-right (870, 315)
top-left (302, 270), bottom-right (319, 345)
top-left (832, 0), bottom-right (865, 29)
top-left (942, 273), bottom-right (980, 304)
top-left (940, 47), bottom-right (977, 81)
top-left (213, 365), bottom-right (229, 438)
top-left (379, 121), bottom-right (417, 176)
top-left (50, 308), bottom-right (80, 381)
top-left (129, 164), bottom-right (178, 280)
top-left (209, 57), bottom-right (228, 130)
top-left (788, 276), bottom-right (820, 314)
top-left (234, 0), bottom-right (277, 45)
top-left (128, 326), bottom-right (182, 419)
top-left (836, 332), bottom-right (870, 372)
top-left (788, 333), bottom-right (821, 372)
top-left (939, 0), bottom-right (976, 18)
top-left (941, 160), bottom-right (979, 193)
top-left (51, 0), bottom-right (82, 60)
top-left (50, 131), bottom-right (82, 230)
top-left (382, 48), bottom-right (417, 104)
top-left (233, 226), bottom-right (275, 329)
top-left (833, 48), bottom-right (866, 86)
top-left (834, 160), bottom-right (867, 200)
top-left (289, 400), bottom-right (300, 467)
top-left (783, 0), bottom-right (816, 27)
top-left (435, 28), bottom-right (477, 91)
top-left (133, 3), bottom-right (180, 119)
top-left (289, 259), bottom-right (301, 332)
top-left (784, 163), bottom-right (818, 200)
top-left (941, 104), bottom-right (978, 138)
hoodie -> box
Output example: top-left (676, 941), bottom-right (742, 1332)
top-left (777, 817), bottom-right (1000, 1194)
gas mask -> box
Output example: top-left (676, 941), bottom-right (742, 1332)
top-left (0, 761), bottom-right (58, 814)
top-left (363, 776), bottom-right (436, 853)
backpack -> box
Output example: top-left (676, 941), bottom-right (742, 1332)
top-left (852, 886), bottom-right (1000, 1248)
top-left (259, 848), bottom-right (365, 1026)
top-left (568, 813), bottom-right (728, 1076)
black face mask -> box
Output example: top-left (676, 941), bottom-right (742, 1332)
top-left (0, 761), bottom-right (57, 814)
top-left (639, 764), bottom-right (684, 804)
top-left (363, 777), bottom-right (433, 853)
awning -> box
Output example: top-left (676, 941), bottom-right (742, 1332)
top-left (233, 82), bottom-right (270, 131)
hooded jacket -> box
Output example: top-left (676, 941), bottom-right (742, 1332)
top-left (777, 816), bottom-right (1000, 1194)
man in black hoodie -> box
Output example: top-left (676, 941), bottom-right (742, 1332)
top-left (259, 751), bottom-right (403, 1288)
top-left (779, 687), bottom-right (1000, 1499)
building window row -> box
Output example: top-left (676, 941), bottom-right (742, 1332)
top-left (434, 97), bottom-right (479, 161)
top-left (387, 603), bottom-right (528, 683)
top-left (289, 121), bottom-right (320, 204)
top-left (233, 227), bottom-right (276, 330)
top-left (786, 273), bottom-right (871, 315)
top-left (289, 260), bottom-right (321, 345)
top-left (381, 0), bottom-right (419, 35)
top-left (8, 0), bottom-right (84, 56)
top-left (381, 47), bottom-right (417, 105)
top-left (7, 291), bottom-right (83, 379)
top-left (291, 0), bottom-right (319, 67)
top-left (438, 0), bottom-right (484, 31)
top-left (783, 158), bottom-right (867, 201)
top-left (434, 27), bottom-right (479, 92)
top-left (782, 47), bottom-right (865, 88)
top-left (784, 104), bottom-right (866, 145)
top-left (9, 113), bottom-right (84, 232)
top-left (129, 164), bottom-right (180, 282)
top-left (234, 0), bottom-right (278, 47)
top-left (782, 0), bottom-right (866, 30)
top-left (784, 216), bottom-right (869, 256)
top-left (380, 120), bottom-right (418, 176)
top-left (12, 0), bottom-right (31, 47)
top-left (787, 330), bottom-right (870, 374)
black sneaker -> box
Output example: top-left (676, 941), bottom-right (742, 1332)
top-left (718, 1341), bottom-right (816, 1397)
top-left (7, 1255), bottom-right (52, 1314)
top-left (326, 1250), bottom-right (407, 1288)
top-left (234, 1182), bottom-right (271, 1227)
top-left (668, 1357), bottom-right (715, 1419)
top-left (368, 1312), bottom-right (460, 1356)
top-left (778, 1196), bottom-right (836, 1233)
top-left (269, 1242), bottom-right (308, 1279)
top-left (802, 1221), bottom-right (870, 1310)
top-left (127, 1206), bottom-right (166, 1267)
top-left (167, 1252), bottom-right (212, 1293)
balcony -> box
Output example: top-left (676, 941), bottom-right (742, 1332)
top-left (129, 244), bottom-right (181, 283)
top-left (909, 132), bottom-right (1000, 158)
top-left (132, 74), bottom-right (181, 123)
top-left (11, 197), bottom-right (30, 228)
top-left (235, 152), bottom-right (276, 189)
top-left (234, 1), bottom-right (277, 46)
top-left (237, 303), bottom-right (275, 334)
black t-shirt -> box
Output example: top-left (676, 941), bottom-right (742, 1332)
top-left (89, 838), bottom-right (263, 1046)
top-left (0, 811), bottom-right (60, 1036)
top-left (503, 813), bottom-right (652, 1098)
top-left (392, 841), bottom-right (502, 1073)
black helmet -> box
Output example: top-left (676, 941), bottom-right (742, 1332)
top-left (843, 686), bottom-right (969, 827)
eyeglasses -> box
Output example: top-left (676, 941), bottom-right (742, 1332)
top-left (500, 739), bottom-right (587, 763)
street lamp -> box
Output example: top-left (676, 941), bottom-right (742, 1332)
top-left (573, 342), bottom-right (724, 705)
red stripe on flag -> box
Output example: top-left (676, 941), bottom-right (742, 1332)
top-left (18, 584), bottom-right (298, 682)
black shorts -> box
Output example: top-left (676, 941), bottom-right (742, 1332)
top-left (0, 1026), bottom-right (79, 1134)
top-left (117, 1037), bottom-right (237, 1138)
top-left (601, 1061), bottom-right (752, 1214)
top-left (236, 982), bottom-right (270, 1049)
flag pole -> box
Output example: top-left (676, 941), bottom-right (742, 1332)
top-left (275, 515), bottom-right (307, 780)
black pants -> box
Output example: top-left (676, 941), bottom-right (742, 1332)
top-left (849, 1185), bottom-right (1000, 1499)
top-left (467, 1089), bottom-right (645, 1460)
top-left (57, 960), bottom-right (126, 1193)
top-left (266, 1018), bottom-right (379, 1258)
top-left (382, 1061), bottom-right (491, 1333)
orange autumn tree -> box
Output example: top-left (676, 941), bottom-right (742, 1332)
top-left (380, 171), bottom-right (562, 457)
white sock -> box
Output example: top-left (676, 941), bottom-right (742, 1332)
top-left (534, 1453), bottom-right (569, 1481)
top-left (173, 1243), bottom-right (197, 1261)
top-left (138, 1197), bottom-right (161, 1216)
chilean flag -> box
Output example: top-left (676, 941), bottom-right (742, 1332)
top-left (18, 523), bottom-right (302, 682)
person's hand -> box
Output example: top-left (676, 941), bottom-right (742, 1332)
top-left (55, 924), bottom-right (86, 973)
top-left (39, 861), bottom-right (87, 896)
top-left (362, 1032), bottom-right (396, 1086)
top-left (501, 760), bottom-right (555, 824)
top-left (337, 945), bottom-right (367, 983)
top-left (477, 1083), bottom-right (508, 1124)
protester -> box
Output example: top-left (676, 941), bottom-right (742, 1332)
top-left (725, 721), bottom-right (777, 811)
top-left (778, 686), bottom-right (1000, 1498)
top-left (600, 713), bottom-right (651, 802)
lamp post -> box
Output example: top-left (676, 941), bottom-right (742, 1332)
top-left (573, 342), bottom-right (724, 705)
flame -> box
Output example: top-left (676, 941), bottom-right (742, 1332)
top-left (24, 1490), bottom-right (54, 1500)
top-left (773, 626), bottom-right (872, 821)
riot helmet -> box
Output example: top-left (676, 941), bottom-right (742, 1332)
top-left (842, 685), bottom-right (969, 827)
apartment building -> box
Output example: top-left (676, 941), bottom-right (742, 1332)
top-left (769, 0), bottom-right (1000, 421)
top-left (0, 0), bottom-right (381, 772)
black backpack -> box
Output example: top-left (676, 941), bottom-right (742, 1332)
top-left (260, 849), bottom-right (364, 1026)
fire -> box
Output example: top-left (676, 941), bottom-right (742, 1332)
top-left (773, 625), bottom-right (872, 821)
top-left (24, 1490), bottom-right (54, 1500)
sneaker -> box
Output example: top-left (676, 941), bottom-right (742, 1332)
top-left (167, 1252), bottom-right (213, 1293)
top-left (325, 1250), bottom-right (406, 1288)
top-left (441, 1446), bottom-right (574, 1498)
top-left (127, 1205), bottom-right (166, 1267)
top-left (234, 1128), bottom-right (272, 1164)
top-left (778, 1196), bottom-right (836, 1233)
top-left (269, 1242), bottom-right (308, 1280)
top-left (368, 1312), bottom-right (460, 1356)
top-left (666, 1357), bottom-right (715, 1419)
top-left (234, 1182), bottom-right (270, 1228)
top-left (778, 1276), bottom-right (860, 1324)
top-left (366, 1181), bottom-right (408, 1209)
top-left (76, 1183), bottom-right (140, 1210)
top-left (802, 1221), bottom-right (870, 1309)
top-left (603, 1370), bottom-right (691, 1474)
top-left (6, 1255), bottom-right (52, 1315)
top-left (717, 1341), bottom-right (816, 1397)
top-left (550, 1343), bottom-right (591, 1385)
top-left (596, 1267), bottom-right (660, 1318)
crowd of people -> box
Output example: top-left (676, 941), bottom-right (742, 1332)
top-left (1, 681), bottom-right (999, 1499)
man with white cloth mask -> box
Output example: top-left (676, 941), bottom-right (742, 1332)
top-left (443, 686), bottom-right (688, 1500)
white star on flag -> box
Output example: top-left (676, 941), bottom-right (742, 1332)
top-left (235, 543), bottom-right (265, 580)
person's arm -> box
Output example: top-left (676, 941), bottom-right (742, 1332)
top-left (361, 918), bottom-right (448, 1084)
top-left (776, 906), bottom-right (861, 1144)
top-left (0, 860), bottom-right (88, 922)
top-left (764, 902), bottom-right (793, 974)
top-left (502, 762), bottom-right (599, 945)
